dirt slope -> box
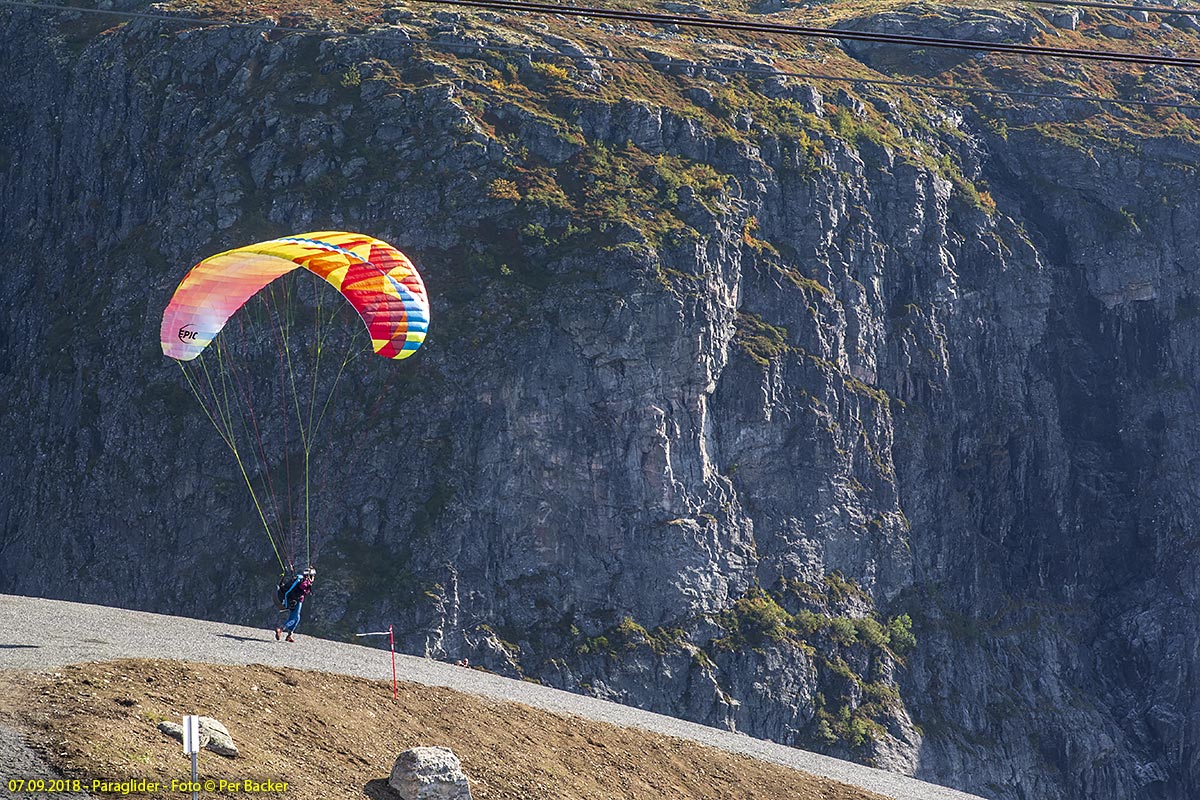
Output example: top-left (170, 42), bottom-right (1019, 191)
top-left (1, 659), bottom-right (887, 800)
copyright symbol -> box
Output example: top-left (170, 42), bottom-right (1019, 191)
top-left (204, 780), bottom-right (216, 791)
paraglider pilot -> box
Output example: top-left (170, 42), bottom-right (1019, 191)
top-left (276, 567), bottom-right (316, 643)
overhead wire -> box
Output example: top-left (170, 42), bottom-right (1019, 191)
top-left (414, 36), bottom-right (1200, 111)
top-left (1023, 0), bottom-right (1200, 18)
top-left (414, 0), bottom-right (1200, 68)
top-left (409, 0), bottom-right (1200, 110)
top-left (5, 0), bottom-right (1200, 67)
top-left (7, 0), bottom-right (1192, 577)
top-left (4, 0), bottom-right (1200, 110)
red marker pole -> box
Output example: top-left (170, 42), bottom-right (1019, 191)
top-left (354, 626), bottom-right (399, 701)
top-left (389, 625), bottom-right (397, 700)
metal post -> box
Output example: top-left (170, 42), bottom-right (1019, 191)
top-left (182, 715), bottom-right (200, 800)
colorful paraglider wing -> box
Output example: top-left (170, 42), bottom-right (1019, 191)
top-left (160, 232), bottom-right (429, 361)
top-left (294, 231), bottom-right (429, 360)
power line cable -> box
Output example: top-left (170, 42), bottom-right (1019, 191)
top-left (417, 36), bottom-right (1200, 110)
top-left (1025, 0), bottom-right (1200, 18)
top-left (414, 0), bottom-right (1200, 68)
top-left (5, 0), bottom-right (1200, 67)
top-left (4, 0), bottom-right (1199, 110)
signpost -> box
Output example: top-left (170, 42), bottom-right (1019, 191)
top-left (354, 624), bottom-right (397, 699)
top-left (181, 715), bottom-right (200, 800)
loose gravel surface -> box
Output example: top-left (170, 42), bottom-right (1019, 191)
top-left (0, 721), bottom-right (90, 800)
top-left (0, 595), bottom-right (988, 800)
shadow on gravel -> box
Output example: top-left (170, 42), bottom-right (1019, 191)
top-left (0, 644), bottom-right (39, 649)
top-left (215, 633), bottom-right (266, 643)
top-left (363, 779), bottom-right (392, 799)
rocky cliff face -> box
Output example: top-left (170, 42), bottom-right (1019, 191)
top-left (3, 2), bottom-right (1199, 798)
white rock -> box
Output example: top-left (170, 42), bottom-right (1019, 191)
top-left (156, 717), bottom-right (238, 758)
top-left (387, 747), bottom-right (472, 800)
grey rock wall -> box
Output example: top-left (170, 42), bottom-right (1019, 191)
top-left (3, 5), bottom-right (1199, 800)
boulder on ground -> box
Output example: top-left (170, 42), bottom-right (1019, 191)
top-left (156, 717), bottom-right (239, 758)
top-left (388, 746), bottom-right (472, 800)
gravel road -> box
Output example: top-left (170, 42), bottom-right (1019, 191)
top-left (0, 594), bottom-right (989, 800)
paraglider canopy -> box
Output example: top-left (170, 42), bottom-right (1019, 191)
top-left (160, 231), bottom-right (429, 573)
top-left (161, 231), bottom-right (429, 362)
